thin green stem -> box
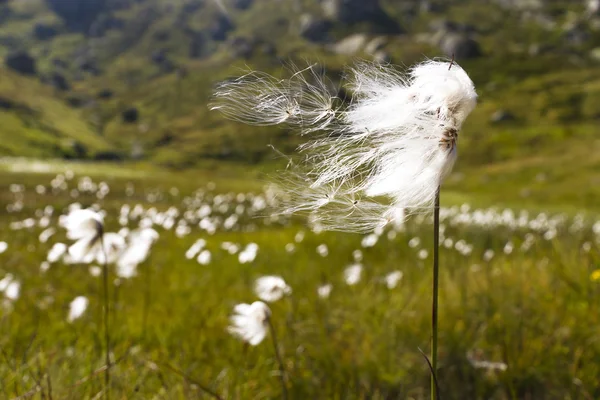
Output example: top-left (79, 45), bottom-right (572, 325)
top-left (267, 317), bottom-right (288, 400)
top-left (100, 235), bottom-right (110, 400)
top-left (432, 187), bottom-right (441, 400)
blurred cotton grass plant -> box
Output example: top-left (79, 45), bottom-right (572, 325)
top-left (228, 301), bottom-right (288, 399)
top-left (212, 58), bottom-right (477, 397)
top-left (63, 208), bottom-right (112, 398)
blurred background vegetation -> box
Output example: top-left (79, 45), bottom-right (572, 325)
top-left (1, 2), bottom-right (600, 399)
top-left (0, 0), bottom-right (598, 210)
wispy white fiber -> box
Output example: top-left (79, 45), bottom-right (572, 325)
top-left (211, 60), bottom-right (477, 232)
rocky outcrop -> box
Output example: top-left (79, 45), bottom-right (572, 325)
top-left (5, 51), bottom-right (36, 75)
top-left (209, 14), bottom-right (234, 41)
top-left (321, 0), bottom-right (402, 33)
top-left (232, 0), bottom-right (253, 10)
top-left (33, 23), bottom-right (60, 40)
top-left (299, 14), bottom-right (332, 43)
top-left (45, 0), bottom-right (106, 32)
top-left (440, 34), bottom-right (482, 59)
top-left (122, 107), bottom-right (139, 123)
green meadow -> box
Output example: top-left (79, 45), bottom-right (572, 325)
top-left (0, 163), bottom-right (597, 399)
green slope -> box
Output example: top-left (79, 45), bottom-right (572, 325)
top-left (0, 0), bottom-right (598, 208)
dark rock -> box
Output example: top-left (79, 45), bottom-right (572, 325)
top-left (122, 107), bottom-right (139, 123)
top-left (45, 0), bottom-right (106, 32)
top-left (232, 0), bottom-right (253, 10)
top-left (299, 14), bottom-right (332, 42)
top-left (33, 23), bottom-right (59, 40)
top-left (66, 96), bottom-right (85, 108)
top-left (321, 0), bottom-right (402, 34)
top-left (182, 1), bottom-right (203, 14)
top-left (153, 30), bottom-right (170, 42)
top-left (49, 73), bottom-right (70, 91)
top-left (76, 58), bottom-right (101, 75)
top-left (230, 37), bottom-right (254, 59)
top-left (0, 96), bottom-right (15, 110)
top-left (490, 110), bottom-right (515, 123)
top-left (150, 50), bottom-right (175, 73)
top-left (440, 34), bottom-right (482, 59)
top-left (209, 14), bottom-right (234, 41)
top-left (188, 31), bottom-right (215, 59)
top-left (94, 151), bottom-right (125, 161)
top-left (429, 19), bottom-right (475, 34)
top-left (97, 89), bottom-right (114, 99)
top-left (5, 51), bottom-right (36, 75)
top-left (0, 35), bottom-right (20, 48)
top-left (89, 16), bottom-right (124, 37)
top-left (189, 34), bottom-right (203, 58)
top-left (563, 25), bottom-right (590, 46)
top-left (52, 58), bottom-right (68, 69)
top-left (419, 0), bottom-right (445, 13)
top-left (155, 132), bottom-right (174, 147)
top-left (70, 141), bottom-right (88, 158)
top-left (151, 49), bottom-right (168, 65)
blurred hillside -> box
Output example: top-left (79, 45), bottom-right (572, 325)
top-left (0, 0), bottom-right (599, 207)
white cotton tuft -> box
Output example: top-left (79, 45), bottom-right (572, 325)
top-left (254, 275), bottom-right (292, 303)
top-left (64, 209), bottom-right (104, 264)
top-left (67, 296), bottom-right (88, 322)
top-left (211, 60), bottom-right (477, 232)
top-left (344, 263), bottom-right (363, 286)
top-left (227, 301), bottom-right (271, 346)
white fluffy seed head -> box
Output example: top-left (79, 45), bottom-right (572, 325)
top-left (227, 301), bottom-right (271, 346)
top-left (254, 275), bottom-right (292, 302)
top-left (211, 60), bottom-right (477, 232)
top-left (67, 296), bottom-right (88, 322)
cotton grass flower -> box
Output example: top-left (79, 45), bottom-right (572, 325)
top-left (211, 59), bottom-right (477, 232)
top-left (0, 274), bottom-right (14, 291)
top-left (344, 264), bottom-right (362, 286)
top-left (5, 280), bottom-right (20, 301)
top-left (197, 249), bottom-right (211, 265)
top-left (254, 276), bottom-right (292, 302)
top-left (385, 270), bottom-right (404, 289)
top-left (228, 301), bottom-right (271, 346)
top-left (317, 283), bottom-right (333, 299)
top-left (47, 243), bottom-right (67, 263)
top-left (67, 296), bottom-right (89, 322)
top-left (64, 209), bottom-right (104, 264)
top-left (316, 244), bottom-right (329, 257)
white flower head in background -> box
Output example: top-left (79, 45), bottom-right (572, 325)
top-left (64, 209), bottom-right (104, 264)
top-left (254, 275), bottom-right (292, 302)
top-left (228, 301), bottom-right (271, 346)
top-left (3, 278), bottom-right (20, 301)
top-left (67, 296), bottom-right (89, 322)
top-left (317, 283), bottom-right (333, 299)
top-left (344, 263), bottom-right (363, 286)
top-left (47, 243), bottom-right (67, 263)
top-left (211, 59), bottom-right (477, 232)
top-left (385, 270), bottom-right (404, 289)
